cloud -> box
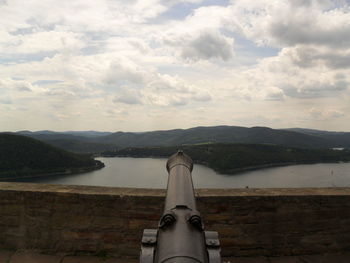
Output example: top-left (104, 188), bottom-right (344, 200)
top-left (180, 30), bottom-right (234, 61)
top-left (33, 80), bottom-right (64, 86)
top-left (263, 87), bottom-right (285, 101)
top-left (268, 7), bottom-right (350, 48)
top-left (192, 92), bottom-right (211, 102)
top-left (102, 57), bottom-right (212, 107)
top-left (283, 45), bottom-right (350, 69)
top-left (169, 96), bottom-right (188, 106)
top-left (113, 88), bottom-right (142, 105)
top-left (1, 0), bottom-right (350, 131)
top-left (280, 80), bottom-right (348, 99)
top-left (103, 108), bottom-right (129, 119)
top-left (226, 0), bottom-right (350, 49)
top-left (0, 78), bottom-right (34, 92)
top-left (44, 88), bottom-right (76, 98)
top-left (0, 98), bottom-right (12, 104)
top-left (0, 0), bottom-right (168, 33)
top-left (1, 31), bottom-right (84, 55)
top-left (308, 108), bottom-right (345, 120)
top-left (105, 61), bottom-right (146, 88)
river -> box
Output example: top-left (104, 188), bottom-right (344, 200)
top-left (10, 157), bottom-right (350, 188)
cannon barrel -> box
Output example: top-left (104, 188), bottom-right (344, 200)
top-left (155, 151), bottom-right (207, 263)
top-left (164, 150), bottom-right (195, 212)
top-left (140, 151), bottom-right (221, 263)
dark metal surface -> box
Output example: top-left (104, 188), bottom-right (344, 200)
top-left (164, 164), bottom-right (196, 211)
top-left (140, 151), bottom-right (221, 263)
top-left (140, 229), bottom-right (158, 263)
top-left (205, 231), bottom-right (221, 263)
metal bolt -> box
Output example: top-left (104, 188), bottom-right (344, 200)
top-left (163, 214), bottom-right (175, 224)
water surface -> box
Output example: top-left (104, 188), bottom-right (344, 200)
top-left (12, 157), bottom-right (350, 188)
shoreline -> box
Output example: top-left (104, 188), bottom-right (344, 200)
top-left (209, 160), bottom-right (348, 175)
top-left (99, 154), bottom-right (347, 175)
top-left (0, 160), bottom-right (105, 181)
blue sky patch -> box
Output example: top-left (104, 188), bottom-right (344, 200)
top-left (154, 0), bottom-right (229, 22)
top-left (33, 80), bottom-right (64, 86)
top-left (0, 51), bottom-right (57, 64)
top-left (227, 31), bottom-right (280, 59)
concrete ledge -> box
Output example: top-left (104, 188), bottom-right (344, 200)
top-left (0, 182), bottom-right (165, 196)
top-left (2, 250), bottom-right (350, 263)
top-left (1, 182), bottom-right (350, 196)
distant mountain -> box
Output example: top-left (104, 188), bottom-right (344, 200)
top-left (63, 131), bottom-right (113, 137)
top-left (42, 139), bottom-right (114, 153)
top-left (16, 131), bottom-right (115, 153)
top-left (13, 125), bottom-right (350, 153)
top-left (94, 126), bottom-right (337, 149)
top-left (284, 128), bottom-right (350, 148)
top-left (15, 131), bottom-right (112, 153)
top-left (17, 131), bottom-right (91, 141)
top-left (0, 133), bottom-right (103, 179)
top-left (17, 130), bottom-right (112, 138)
top-left (284, 128), bottom-right (347, 136)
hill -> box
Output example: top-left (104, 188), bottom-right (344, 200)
top-left (16, 131), bottom-right (113, 153)
top-left (94, 126), bottom-right (336, 149)
top-left (15, 126), bottom-right (350, 153)
top-left (102, 143), bottom-right (350, 174)
top-left (0, 133), bottom-right (104, 180)
top-left (285, 128), bottom-right (350, 148)
top-left (34, 139), bottom-right (114, 153)
top-left (17, 130), bottom-right (112, 137)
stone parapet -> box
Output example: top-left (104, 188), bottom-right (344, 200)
top-left (0, 183), bottom-right (349, 258)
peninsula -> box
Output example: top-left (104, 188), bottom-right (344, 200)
top-left (0, 133), bottom-right (104, 180)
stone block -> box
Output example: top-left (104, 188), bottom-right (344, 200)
top-left (10, 251), bottom-right (61, 263)
top-left (320, 253), bottom-right (350, 263)
top-left (62, 231), bottom-right (102, 241)
top-left (220, 237), bottom-right (256, 247)
top-left (223, 256), bottom-right (269, 262)
top-left (268, 256), bottom-right (304, 263)
top-left (127, 219), bottom-right (157, 230)
top-left (91, 217), bottom-right (125, 230)
top-left (123, 211), bottom-right (160, 221)
top-left (0, 216), bottom-right (20, 227)
top-left (230, 214), bottom-right (259, 224)
top-left (104, 258), bottom-right (138, 263)
top-left (61, 256), bottom-right (103, 263)
top-left (0, 205), bottom-right (23, 216)
top-left (205, 213), bottom-right (233, 222)
top-left (0, 250), bottom-right (13, 263)
top-left (213, 225), bottom-right (243, 237)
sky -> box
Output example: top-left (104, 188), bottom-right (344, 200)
top-left (1, 0), bottom-right (350, 132)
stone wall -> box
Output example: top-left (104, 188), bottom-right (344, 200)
top-left (0, 183), bottom-right (349, 259)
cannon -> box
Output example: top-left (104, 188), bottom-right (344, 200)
top-left (140, 151), bottom-right (221, 263)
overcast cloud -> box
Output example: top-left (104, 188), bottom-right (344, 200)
top-left (1, 0), bottom-right (350, 132)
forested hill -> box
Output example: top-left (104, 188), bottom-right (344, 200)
top-left (95, 126), bottom-right (335, 149)
top-left (0, 133), bottom-right (103, 179)
top-left (15, 126), bottom-right (350, 153)
top-left (102, 143), bottom-right (350, 174)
